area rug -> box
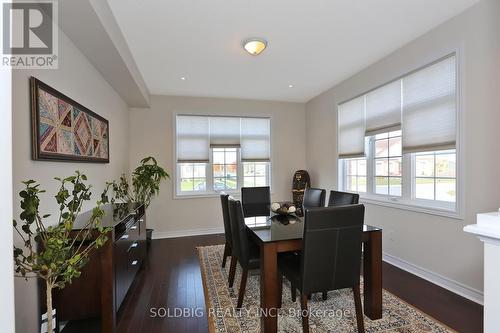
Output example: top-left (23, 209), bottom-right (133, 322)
top-left (197, 244), bottom-right (455, 333)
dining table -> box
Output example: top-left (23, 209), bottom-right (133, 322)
top-left (244, 213), bottom-right (383, 333)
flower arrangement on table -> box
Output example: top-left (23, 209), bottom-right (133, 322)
top-left (271, 202), bottom-right (297, 215)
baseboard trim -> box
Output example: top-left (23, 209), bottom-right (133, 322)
top-left (152, 228), bottom-right (224, 239)
top-left (383, 252), bottom-right (484, 305)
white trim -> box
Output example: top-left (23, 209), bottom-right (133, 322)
top-left (152, 227), bottom-right (224, 239)
top-left (360, 195), bottom-right (462, 220)
top-left (383, 252), bottom-right (484, 305)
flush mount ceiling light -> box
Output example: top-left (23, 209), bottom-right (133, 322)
top-left (243, 38), bottom-right (267, 56)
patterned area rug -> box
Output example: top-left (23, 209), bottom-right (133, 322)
top-left (197, 245), bottom-right (455, 333)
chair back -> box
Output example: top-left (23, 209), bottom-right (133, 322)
top-left (328, 190), bottom-right (359, 207)
top-left (300, 205), bottom-right (365, 294)
top-left (241, 186), bottom-right (271, 217)
top-left (302, 188), bottom-right (326, 209)
top-left (220, 193), bottom-right (232, 247)
top-left (228, 197), bottom-right (251, 265)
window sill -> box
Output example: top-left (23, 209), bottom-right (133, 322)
top-left (359, 195), bottom-right (463, 220)
top-left (173, 190), bottom-right (274, 200)
top-left (174, 191), bottom-right (240, 200)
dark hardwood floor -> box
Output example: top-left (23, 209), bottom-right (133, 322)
top-left (64, 234), bottom-right (483, 333)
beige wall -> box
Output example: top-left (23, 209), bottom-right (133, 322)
top-left (129, 95), bottom-right (306, 237)
top-left (305, 0), bottom-right (500, 298)
top-left (12, 29), bottom-right (130, 332)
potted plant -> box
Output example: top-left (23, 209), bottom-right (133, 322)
top-left (13, 171), bottom-right (111, 333)
top-left (110, 156), bottom-right (169, 209)
top-left (108, 157), bottom-right (169, 244)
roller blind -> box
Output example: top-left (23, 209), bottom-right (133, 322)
top-left (365, 80), bottom-right (401, 136)
top-left (402, 55), bottom-right (456, 153)
top-left (209, 117), bottom-right (241, 147)
top-left (338, 96), bottom-right (365, 158)
top-left (176, 115), bottom-right (210, 162)
top-left (241, 117), bottom-right (271, 161)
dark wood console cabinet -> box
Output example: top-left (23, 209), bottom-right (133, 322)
top-left (51, 203), bottom-right (146, 333)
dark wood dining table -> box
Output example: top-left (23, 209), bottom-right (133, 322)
top-left (244, 214), bottom-right (382, 333)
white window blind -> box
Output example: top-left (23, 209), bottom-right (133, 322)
top-left (209, 117), bottom-right (241, 147)
top-left (338, 96), bottom-right (365, 158)
top-left (176, 115), bottom-right (210, 162)
top-left (241, 117), bottom-right (271, 161)
top-left (176, 115), bottom-right (270, 162)
top-left (402, 55), bottom-right (456, 153)
top-left (365, 80), bottom-right (401, 136)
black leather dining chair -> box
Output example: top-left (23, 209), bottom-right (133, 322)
top-left (227, 197), bottom-right (261, 308)
top-left (220, 193), bottom-right (232, 269)
top-left (302, 188), bottom-right (326, 209)
top-left (241, 186), bottom-right (271, 217)
top-left (278, 205), bottom-right (365, 333)
top-left (328, 190), bottom-right (360, 207)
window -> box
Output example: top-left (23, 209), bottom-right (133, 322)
top-left (175, 115), bottom-right (271, 196)
top-left (213, 148), bottom-right (238, 191)
top-left (244, 162), bottom-right (270, 187)
top-left (343, 158), bottom-right (367, 193)
top-left (179, 163), bottom-right (206, 192)
top-left (374, 130), bottom-right (402, 196)
top-left (337, 54), bottom-right (460, 216)
top-left (414, 150), bottom-right (456, 202)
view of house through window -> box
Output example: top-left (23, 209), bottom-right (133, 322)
top-left (213, 148), bottom-right (238, 191)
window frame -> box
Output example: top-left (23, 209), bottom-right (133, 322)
top-left (337, 49), bottom-right (464, 220)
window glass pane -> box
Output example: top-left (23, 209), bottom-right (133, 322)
top-left (375, 177), bottom-right (389, 195)
top-left (255, 177), bottom-right (266, 187)
top-left (213, 164), bottom-right (224, 177)
top-left (226, 164), bottom-right (237, 177)
top-left (213, 151), bottom-right (225, 164)
top-left (389, 177), bottom-right (402, 196)
top-left (193, 178), bottom-right (206, 191)
top-left (226, 151), bottom-right (237, 164)
top-left (244, 177), bottom-right (255, 187)
top-left (375, 159), bottom-right (388, 176)
top-left (375, 132), bottom-right (388, 140)
top-left (181, 179), bottom-right (194, 191)
top-left (358, 176), bottom-right (367, 193)
top-left (436, 178), bottom-right (456, 202)
top-left (389, 158), bottom-right (402, 176)
top-left (226, 177), bottom-right (237, 190)
top-left (375, 140), bottom-right (389, 158)
top-left (213, 178), bottom-right (225, 191)
top-left (244, 163), bottom-right (255, 176)
top-left (357, 159), bottom-right (367, 176)
top-left (436, 154), bottom-right (456, 178)
top-left (415, 155), bottom-right (434, 177)
top-left (255, 164), bottom-right (266, 176)
top-left (193, 164), bottom-right (206, 177)
top-left (346, 176), bottom-right (357, 192)
top-left (180, 164), bottom-right (193, 178)
top-left (389, 137), bottom-right (402, 157)
top-left (346, 159), bottom-right (357, 175)
top-left (416, 178), bottom-right (434, 200)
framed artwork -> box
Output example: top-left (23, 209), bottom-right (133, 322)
top-left (30, 77), bottom-right (110, 163)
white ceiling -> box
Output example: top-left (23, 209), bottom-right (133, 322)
top-left (108, 0), bottom-right (478, 103)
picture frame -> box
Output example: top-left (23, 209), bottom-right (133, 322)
top-left (30, 77), bottom-right (110, 163)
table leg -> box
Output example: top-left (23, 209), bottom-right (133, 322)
top-left (363, 230), bottom-right (382, 319)
top-left (260, 242), bottom-right (279, 333)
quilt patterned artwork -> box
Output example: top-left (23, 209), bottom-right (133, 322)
top-left (31, 77), bottom-right (109, 162)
